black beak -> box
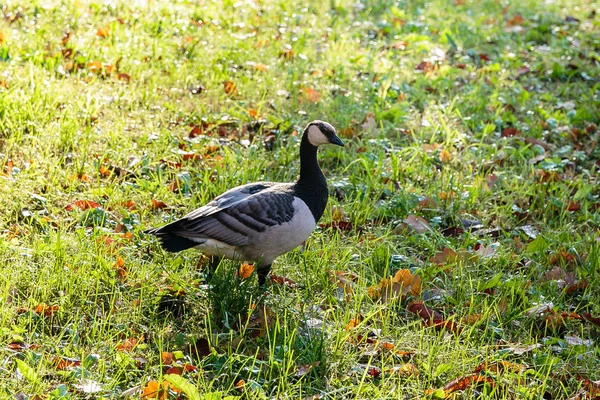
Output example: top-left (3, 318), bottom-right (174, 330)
top-left (330, 135), bottom-right (344, 146)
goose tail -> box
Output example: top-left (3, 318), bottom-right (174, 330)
top-left (144, 222), bottom-right (199, 253)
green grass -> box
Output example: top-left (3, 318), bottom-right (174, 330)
top-left (1, 0), bottom-right (599, 398)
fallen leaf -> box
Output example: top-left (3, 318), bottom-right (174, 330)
top-left (65, 200), bottom-right (100, 211)
top-left (117, 73), bottom-right (131, 83)
top-left (295, 361), bottom-right (320, 378)
top-left (473, 361), bottom-right (526, 374)
top-left (33, 303), bottom-right (59, 317)
top-left (345, 316), bottom-right (362, 330)
top-left (161, 352), bottom-right (174, 365)
top-left (407, 301), bottom-right (461, 333)
top-left (302, 87), bottom-right (321, 103)
top-left (378, 269), bottom-right (422, 302)
top-left (403, 214), bottom-right (430, 234)
top-left (234, 379), bottom-right (245, 391)
top-left (96, 27), bottom-right (110, 38)
top-left (141, 380), bottom-right (181, 399)
top-left (387, 363), bottom-right (418, 376)
top-left (151, 199), bottom-right (168, 210)
top-left (54, 357), bottom-right (81, 370)
top-left (223, 80), bottom-right (237, 95)
top-left (501, 127), bottom-right (520, 137)
top-left (268, 274), bottom-right (297, 288)
top-left (506, 14), bottom-right (524, 26)
top-left (432, 247), bottom-right (457, 266)
top-left (439, 149), bottom-right (451, 163)
top-left (116, 337), bottom-right (139, 352)
top-left (236, 263), bottom-right (255, 279)
top-left (439, 374), bottom-right (495, 396)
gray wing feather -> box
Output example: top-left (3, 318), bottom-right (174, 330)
top-left (174, 185), bottom-right (296, 247)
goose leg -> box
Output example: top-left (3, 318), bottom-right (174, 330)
top-left (256, 264), bottom-right (272, 286)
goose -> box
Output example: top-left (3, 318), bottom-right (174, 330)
top-left (145, 120), bottom-right (344, 285)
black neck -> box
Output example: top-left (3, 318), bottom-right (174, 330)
top-left (297, 134), bottom-right (326, 187)
top-left (294, 134), bottom-right (329, 222)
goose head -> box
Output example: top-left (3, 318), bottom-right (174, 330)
top-left (305, 120), bottom-right (344, 147)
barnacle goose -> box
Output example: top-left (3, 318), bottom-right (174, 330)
top-left (145, 120), bottom-right (344, 285)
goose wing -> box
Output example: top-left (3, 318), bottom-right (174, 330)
top-left (147, 183), bottom-right (296, 248)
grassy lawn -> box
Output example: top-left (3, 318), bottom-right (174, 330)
top-left (1, 0), bottom-right (599, 398)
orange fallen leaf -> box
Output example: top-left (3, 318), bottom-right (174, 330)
top-left (141, 380), bottom-right (181, 399)
top-left (345, 315), bottom-right (362, 330)
top-left (377, 269), bottom-right (422, 302)
top-left (54, 357), bottom-right (81, 370)
top-left (439, 149), bottom-right (451, 163)
top-left (235, 379), bottom-right (246, 391)
top-left (236, 263), bottom-right (254, 279)
top-left (302, 87), bottom-right (321, 103)
top-left (96, 27), bottom-right (110, 38)
top-left (223, 80), bottom-right (237, 95)
top-left (65, 200), bottom-right (100, 211)
top-left (253, 64), bottom-right (268, 72)
top-left (151, 199), bottom-right (168, 210)
top-left (33, 303), bottom-right (59, 317)
top-left (161, 351), bottom-right (174, 365)
top-left (116, 337), bottom-right (139, 352)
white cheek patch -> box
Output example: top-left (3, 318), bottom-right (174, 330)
top-left (307, 125), bottom-right (330, 146)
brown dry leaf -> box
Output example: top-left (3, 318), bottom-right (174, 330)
top-left (417, 196), bottom-right (437, 210)
top-left (303, 87), bottom-right (322, 103)
top-left (268, 274), bottom-right (297, 288)
top-left (117, 73), bottom-right (131, 83)
top-left (223, 80), bottom-right (237, 95)
top-left (439, 149), bottom-right (451, 163)
top-left (33, 303), bottom-right (59, 317)
top-left (403, 214), bottom-right (430, 234)
top-left (65, 200), bottom-right (100, 211)
top-left (440, 374), bottom-right (495, 396)
top-left (189, 125), bottom-right (203, 138)
top-left (295, 361), bottom-right (320, 378)
top-left (361, 114), bottom-right (377, 131)
top-left (415, 61), bottom-right (433, 73)
top-left (506, 14), bottom-right (524, 26)
top-left (237, 263), bottom-right (255, 279)
top-left (501, 127), bottom-right (521, 137)
top-left (116, 337), bottom-right (139, 352)
top-left (432, 247), bottom-right (458, 266)
top-left (96, 27), bottom-right (110, 38)
top-left (151, 199), bottom-right (168, 210)
top-left (407, 301), bottom-right (461, 333)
